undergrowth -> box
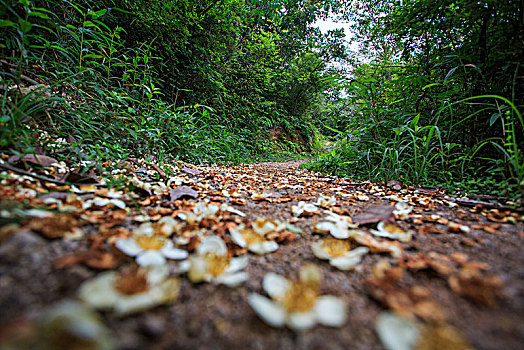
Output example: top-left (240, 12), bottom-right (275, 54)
top-left (0, 0), bottom-right (314, 167)
top-left (306, 94), bottom-right (523, 200)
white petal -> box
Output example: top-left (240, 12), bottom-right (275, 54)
top-left (311, 241), bottom-right (331, 260)
top-left (370, 223), bottom-right (411, 242)
top-left (137, 223), bottom-right (154, 236)
top-left (38, 300), bottom-right (113, 347)
top-left (115, 238), bottom-right (143, 257)
top-left (110, 199), bottom-right (126, 209)
top-left (348, 246), bottom-right (369, 257)
top-left (25, 209), bottom-right (52, 218)
top-left (330, 255), bottom-right (362, 270)
top-left (314, 296), bottom-right (347, 327)
top-left (187, 256), bottom-right (208, 283)
top-left (390, 246), bottom-right (403, 258)
top-left (176, 260), bottom-right (191, 274)
top-left (225, 255), bottom-right (249, 274)
top-left (229, 227), bottom-right (247, 248)
top-left (263, 272), bottom-right (290, 300)
top-left (114, 291), bottom-right (155, 316)
top-left (161, 246), bottom-right (188, 260)
top-left (197, 235), bottom-right (227, 256)
top-left (207, 205), bottom-right (220, 216)
top-left (136, 250), bottom-right (166, 266)
top-left (330, 225), bottom-right (350, 239)
top-left (325, 213), bottom-right (343, 222)
top-left (376, 312), bottom-right (420, 350)
top-left (226, 207), bottom-right (246, 217)
top-left (291, 205), bottom-right (304, 217)
top-left (303, 203), bottom-right (318, 212)
top-left (248, 294), bottom-right (286, 327)
top-left (253, 220), bottom-right (277, 235)
top-left (315, 221), bottom-right (335, 233)
top-left (159, 216), bottom-right (176, 226)
top-left (213, 271), bottom-right (249, 287)
top-left (93, 198), bottom-right (110, 207)
top-left (174, 236), bottom-right (190, 245)
top-left (77, 272), bottom-right (119, 310)
top-left (249, 241), bottom-right (279, 255)
top-left (162, 240), bottom-right (174, 249)
top-left (193, 202), bottom-right (207, 215)
top-left (330, 247), bottom-right (368, 270)
top-left (146, 265), bottom-right (169, 284)
top-left (287, 311), bottom-right (317, 332)
top-left (106, 190), bottom-right (122, 199)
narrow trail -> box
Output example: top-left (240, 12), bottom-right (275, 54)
top-left (0, 158), bottom-right (523, 349)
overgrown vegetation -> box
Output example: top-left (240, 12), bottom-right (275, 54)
top-left (1, 0), bottom-right (522, 199)
top-left (0, 0), bottom-right (342, 164)
top-left (308, 0), bottom-right (524, 199)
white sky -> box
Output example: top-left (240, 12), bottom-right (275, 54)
top-left (315, 19), bottom-right (350, 34)
top-left (314, 18), bottom-right (360, 53)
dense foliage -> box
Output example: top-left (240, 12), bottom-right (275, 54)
top-left (0, 0), bottom-right (345, 164)
top-left (1, 0), bottom-right (522, 198)
top-left (309, 0), bottom-right (523, 198)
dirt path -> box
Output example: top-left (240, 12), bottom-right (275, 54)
top-left (0, 159), bottom-right (523, 349)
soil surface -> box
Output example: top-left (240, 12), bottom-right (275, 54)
top-left (0, 159), bottom-right (523, 349)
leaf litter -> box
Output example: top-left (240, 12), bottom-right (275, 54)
top-left (0, 156), bottom-right (523, 349)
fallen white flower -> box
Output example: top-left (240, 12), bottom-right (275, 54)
top-left (393, 201), bottom-right (412, 218)
top-left (316, 196), bottom-right (336, 208)
top-left (78, 265), bottom-right (180, 316)
top-left (370, 222), bottom-right (412, 242)
top-left (85, 197), bottom-right (126, 209)
top-left (220, 203), bottom-right (246, 217)
top-left (252, 218), bottom-right (287, 235)
top-left (376, 311), bottom-right (420, 350)
top-left (311, 238), bottom-right (369, 270)
top-left (136, 217), bottom-right (181, 237)
top-left (230, 223), bottom-right (279, 255)
top-left (179, 235), bottom-right (249, 287)
top-left (248, 264), bottom-right (347, 331)
top-left (314, 213), bottom-right (361, 239)
top-left (37, 301), bottom-right (114, 349)
top-left (291, 201), bottom-right (318, 217)
top-left (115, 231), bottom-right (188, 266)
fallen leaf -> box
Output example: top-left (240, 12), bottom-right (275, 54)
top-left (354, 233), bottom-right (404, 257)
top-left (181, 166), bottom-right (202, 175)
top-left (64, 168), bottom-right (98, 184)
top-left (353, 206), bottom-right (395, 225)
top-left (169, 186), bottom-right (198, 201)
top-left (27, 213), bottom-right (80, 239)
top-left (53, 249), bottom-right (119, 270)
top-left (472, 223), bottom-right (502, 235)
top-left (448, 267), bottom-right (504, 306)
top-left (418, 225), bottom-right (446, 235)
top-left (151, 162), bottom-right (166, 178)
top-left (8, 154), bottom-right (58, 167)
top-left (366, 260), bottom-right (445, 322)
top-left (416, 323), bottom-right (473, 350)
top-left (399, 252), bottom-right (454, 275)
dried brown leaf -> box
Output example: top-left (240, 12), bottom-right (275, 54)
top-left (448, 267), bottom-right (504, 306)
top-left (169, 186), bottom-right (198, 201)
top-left (353, 206), bottom-right (395, 225)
